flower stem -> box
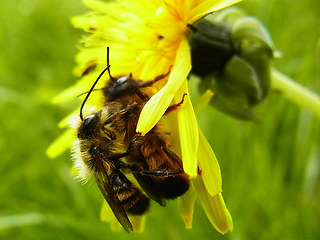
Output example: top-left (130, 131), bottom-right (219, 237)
top-left (271, 69), bottom-right (320, 120)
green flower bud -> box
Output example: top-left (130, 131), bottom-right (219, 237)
top-left (189, 8), bottom-right (276, 121)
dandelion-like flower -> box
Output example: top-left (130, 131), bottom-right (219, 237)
top-left (49, 0), bottom-right (240, 234)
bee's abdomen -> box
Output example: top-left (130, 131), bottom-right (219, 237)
top-left (119, 190), bottom-right (150, 215)
top-left (110, 171), bottom-right (150, 215)
top-left (142, 144), bottom-right (190, 199)
top-left (156, 173), bottom-right (190, 199)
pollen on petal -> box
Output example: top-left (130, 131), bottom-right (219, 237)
top-left (198, 128), bottom-right (222, 196)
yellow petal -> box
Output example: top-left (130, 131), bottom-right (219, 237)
top-left (130, 215), bottom-right (146, 233)
top-left (177, 83), bottom-right (199, 178)
top-left (100, 200), bottom-right (115, 223)
top-left (46, 128), bottom-right (75, 158)
top-left (58, 110), bottom-right (79, 129)
top-left (194, 177), bottom-right (233, 234)
top-left (190, 0), bottom-right (242, 23)
top-left (198, 128), bottom-right (222, 196)
top-left (136, 87), bottom-right (173, 135)
top-left (71, 15), bottom-right (98, 31)
top-left (193, 89), bottom-right (214, 115)
top-left (100, 200), bottom-right (145, 232)
top-left (165, 39), bottom-right (191, 92)
top-left (179, 185), bottom-right (196, 229)
top-left (136, 39), bottom-right (191, 134)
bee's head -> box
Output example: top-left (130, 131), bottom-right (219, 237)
top-left (78, 111), bottom-right (102, 140)
top-left (106, 75), bottom-right (139, 101)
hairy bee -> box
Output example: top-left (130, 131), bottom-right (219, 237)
top-left (102, 68), bottom-right (189, 205)
top-left (73, 49), bottom-right (189, 232)
top-left (75, 66), bottom-right (152, 232)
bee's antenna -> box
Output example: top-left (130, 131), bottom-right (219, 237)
top-left (76, 88), bottom-right (105, 98)
top-left (106, 46), bottom-right (113, 80)
top-left (79, 65), bottom-right (110, 121)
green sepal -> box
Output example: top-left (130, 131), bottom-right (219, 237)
top-left (231, 16), bottom-right (274, 99)
top-left (217, 55), bottom-right (263, 106)
top-left (199, 72), bottom-right (260, 121)
top-left (190, 8), bottom-right (276, 121)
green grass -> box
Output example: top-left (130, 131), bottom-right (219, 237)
top-left (0, 0), bottom-right (319, 239)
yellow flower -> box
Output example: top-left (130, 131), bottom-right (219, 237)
top-left (49, 0), bottom-right (240, 234)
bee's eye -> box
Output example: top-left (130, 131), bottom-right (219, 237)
top-left (78, 112), bottom-right (101, 139)
top-left (115, 76), bottom-right (129, 87)
top-left (110, 76), bottom-right (130, 94)
top-left (82, 115), bottom-right (96, 128)
top-left (107, 76), bottom-right (138, 100)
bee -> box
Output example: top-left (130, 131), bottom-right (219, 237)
top-left (73, 48), bottom-right (189, 232)
top-left (75, 66), bottom-right (152, 232)
top-left (102, 66), bottom-right (190, 206)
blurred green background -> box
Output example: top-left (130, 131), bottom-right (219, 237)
top-left (0, 0), bottom-right (319, 239)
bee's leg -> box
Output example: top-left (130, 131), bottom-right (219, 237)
top-left (135, 67), bottom-right (173, 101)
top-left (116, 161), bottom-right (184, 176)
top-left (162, 146), bottom-right (183, 165)
top-left (139, 169), bottom-right (184, 176)
top-left (136, 90), bottom-right (150, 101)
top-left (164, 93), bottom-right (187, 115)
top-left (115, 161), bottom-right (140, 172)
top-left (102, 113), bottom-right (117, 126)
top-left (102, 102), bottom-right (139, 126)
top-left (126, 132), bottom-right (144, 155)
top-left (137, 66), bottom-right (172, 89)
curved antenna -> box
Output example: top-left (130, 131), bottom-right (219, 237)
top-left (79, 65), bottom-right (111, 121)
top-left (106, 46), bottom-right (113, 80)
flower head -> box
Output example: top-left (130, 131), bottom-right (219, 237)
top-left (60, 0), bottom-right (240, 177)
top-left (50, 0), bottom-right (240, 234)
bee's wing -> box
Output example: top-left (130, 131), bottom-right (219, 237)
top-left (133, 173), bottom-right (166, 206)
top-left (94, 168), bottom-right (133, 232)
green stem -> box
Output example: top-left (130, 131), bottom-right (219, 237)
top-left (271, 69), bottom-right (320, 120)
